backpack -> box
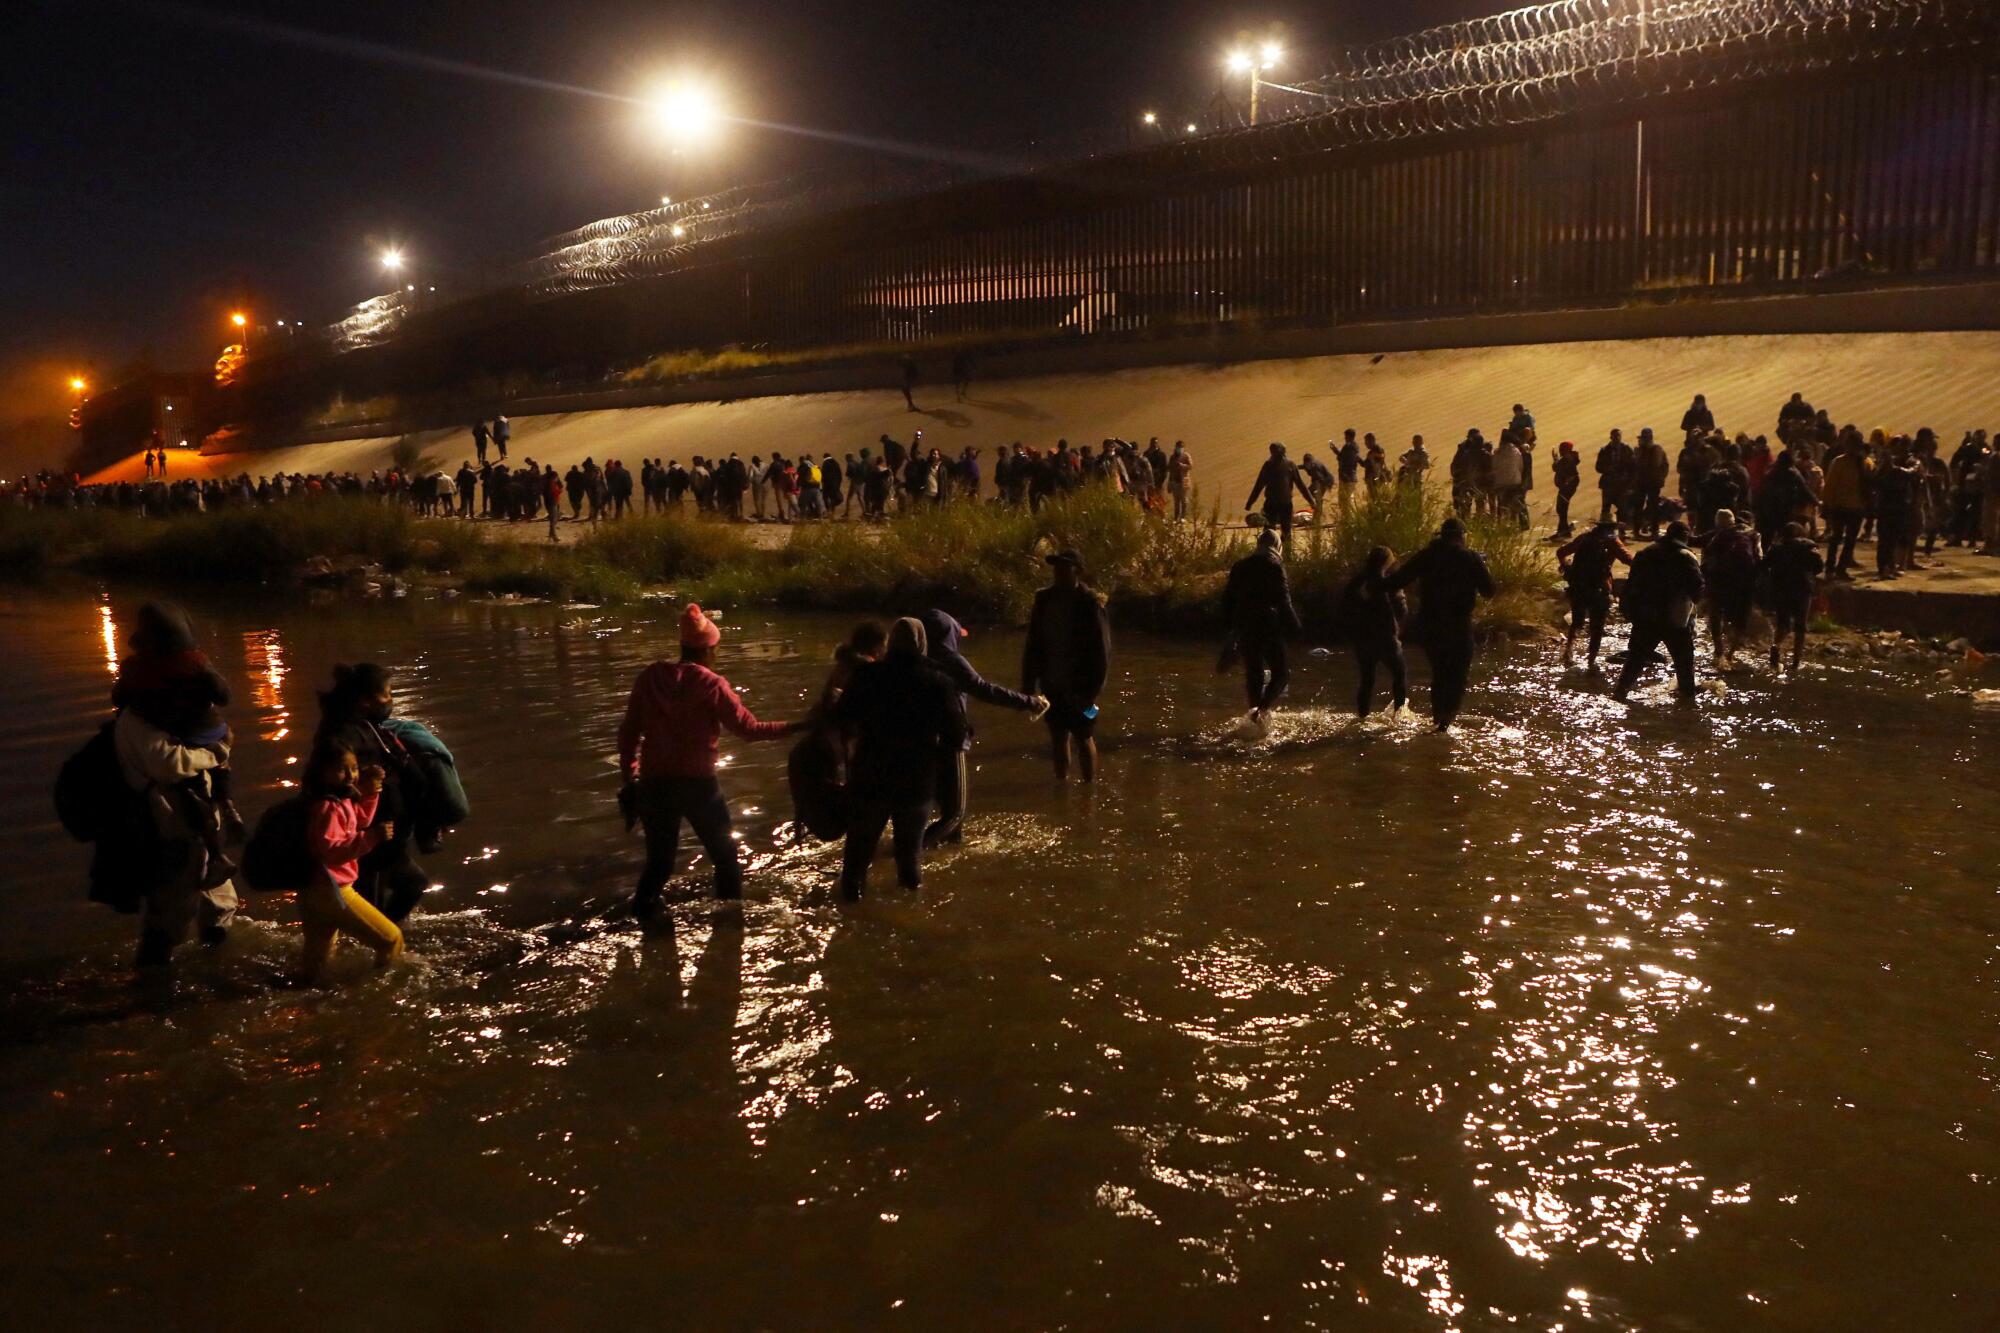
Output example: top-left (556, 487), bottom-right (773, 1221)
top-left (242, 795), bottom-right (318, 893)
top-left (54, 721), bottom-right (127, 843)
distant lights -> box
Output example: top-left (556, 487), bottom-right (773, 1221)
top-left (670, 223), bottom-right (687, 238)
top-left (1141, 111), bottom-right (1158, 125)
top-left (1185, 122), bottom-right (1198, 134)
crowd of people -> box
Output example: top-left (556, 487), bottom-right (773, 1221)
top-left (14, 391), bottom-right (2000, 579)
top-left (5, 428), bottom-right (1206, 535)
top-left (58, 383), bottom-right (2000, 986)
top-left (71, 488), bottom-right (1726, 986)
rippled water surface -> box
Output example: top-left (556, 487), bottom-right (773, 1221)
top-left (1, 585), bottom-right (1994, 1330)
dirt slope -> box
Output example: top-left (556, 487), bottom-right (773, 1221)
top-left (92, 331), bottom-right (1999, 520)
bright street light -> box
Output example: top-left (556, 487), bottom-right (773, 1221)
top-left (643, 80), bottom-right (723, 146)
top-left (1227, 41), bottom-right (1283, 125)
top-left (380, 248), bottom-right (406, 272)
top-left (670, 223), bottom-right (686, 238)
top-left (68, 376), bottom-right (87, 393)
top-left (230, 312), bottom-right (247, 328)
top-left (1185, 122), bottom-right (1198, 134)
top-left (661, 195), bottom-right (673, 206)
top-left (1141, 111), bottom-right (1158, 125)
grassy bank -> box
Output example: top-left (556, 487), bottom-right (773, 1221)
top-left (0, 489), bottom-right (1555, 631)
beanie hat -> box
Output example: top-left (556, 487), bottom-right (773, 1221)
top-left (680, 603), bottom-right (721, 649)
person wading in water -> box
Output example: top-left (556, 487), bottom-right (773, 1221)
top-left (830, 618), bottom-right (965, 900)
top-left (1022, 550), bottom-right (1112, 783)
top-left (1218, 528), bottom-right (1302, 727)
top-left (1557, 520), bottom-right (1633, 672)
top-left (1613, 520), bottom-right (1706, 703)
top-left (1340, 545), bottom-right (1409, 718)
top-left (617, 605), bottom-right (802, 922)
top-left (1387, 518), bottom-right (1495, 731)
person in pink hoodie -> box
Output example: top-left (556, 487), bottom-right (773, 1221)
top-left (298, 740), bottom-right (406, 982)
top-left (617, 604), bottom-right (802, 918)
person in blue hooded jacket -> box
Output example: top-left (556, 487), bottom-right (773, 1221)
top-left (918, 608), bottom-right (1047, 847)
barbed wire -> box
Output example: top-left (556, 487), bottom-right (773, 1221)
top-left (322, 0), bottom-right (1993, 354)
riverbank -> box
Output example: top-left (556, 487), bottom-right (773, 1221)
top-left (0, 488), bottom-right (1553, 635)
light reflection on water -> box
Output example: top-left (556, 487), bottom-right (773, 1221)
top-left (0, 586), bottom-right (1995, 1329)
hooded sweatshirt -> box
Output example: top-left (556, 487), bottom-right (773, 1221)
top-left (618, 661), bottom-right (789, 782)
top-left (831, 619), bottom-right (967, 805)
top-left (918, 610), bottom-right (1038, 751)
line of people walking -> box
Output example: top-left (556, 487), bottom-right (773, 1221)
top-left (68, 486), bottom-right (1842, 986)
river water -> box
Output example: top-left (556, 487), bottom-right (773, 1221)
top-left (0, 585), bottom-right (1993, 1330)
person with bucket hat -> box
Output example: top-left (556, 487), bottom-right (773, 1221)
top-left (617, 604), bottom-right (803, 919)
top-left (1022, 550), bottom-right (1112, 782)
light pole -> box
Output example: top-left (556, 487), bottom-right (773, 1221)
top-left (1227, 41), bottom-right (1283, 126)
top-left (230, 310), bottom-right (249, 351)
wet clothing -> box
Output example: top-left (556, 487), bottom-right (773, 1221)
top-left (831, 654), bottom-right (966, 811)
top-left (112, 709), bottom-right (238, 954)
top-left (1223, 547), bottom-right (1303, 712)
top-left (634, 775), bottom-right (741, 903)
top-left (316, 716), bottom-right (430, 923)
top-left (298, 881), bottom-right (404, 979)
top-left (1615, 536), bottom-right (1704, 698)
top-left (617, 661), bottom-right (789, 783)
top-left (831, 651), bottom-right (965, 897)
top-left (1701, 525), bottom-right (1761, 626)
top-left (1387, 538), bottom-right (1495, 728)
top-left (1341, 568), bottom-right (1408, 715)
top-left (1558, 528), bottom-right (1632, 661)
top-left (918, 609), bottom-right (1037, 846)
top-left (1761, 537), bottom-right (1824, 610)
top-left (1022, 584), bottom-right (1111, 736)
top-left (1386, 539), bottom-right (1497, 643)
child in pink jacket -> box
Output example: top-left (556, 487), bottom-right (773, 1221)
top-left (298, 741), bottom-right (406, 982)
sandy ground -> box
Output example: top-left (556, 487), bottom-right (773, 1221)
top-left (91, 329), bottom-right (1998, 557)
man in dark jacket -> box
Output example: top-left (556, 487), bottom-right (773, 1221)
top-left (1244, 443), bottom-right (1314, 549)
top-left (831, 618), bottom-right (966, 899)
top-left (1387, 518), bottom-right (1496, 730)
top-left (1613, 521), bottom-right (1705, 702)
top-left (1680, 394), bottom-right (1715, 435)
top-left (1761, 522), bottom-right (1824, 673)
top-left (1777, 392), bottom-right (1815, 445)
top-left (1220, 529), bottom-right (1302, 720)
top-left (1596, 430), bottom-right (1636, 524)
top-left (917, 608), bottom-right (1047, 848)
top-left (1022, 550), bottom-right (1112, 782)
top-left (1557, 520), bottom-right (1633, 671)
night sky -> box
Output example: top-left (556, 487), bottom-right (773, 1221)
top-left (5, 0), bottom-right (1496, 466)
